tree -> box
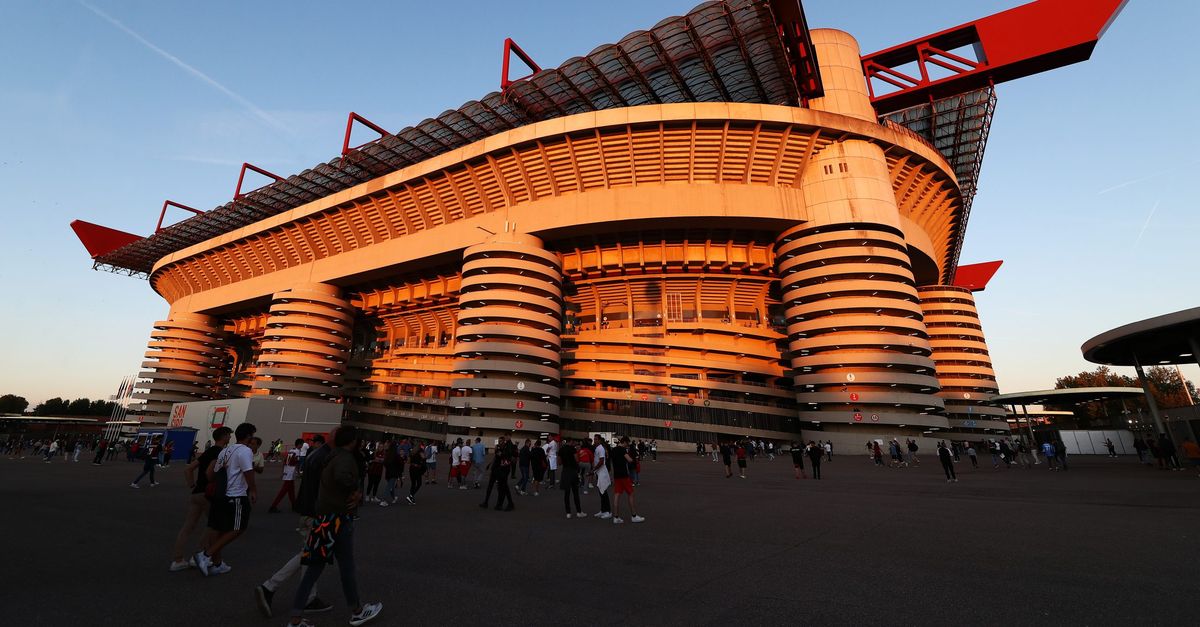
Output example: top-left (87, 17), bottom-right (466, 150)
top-left (66, 398), bottom-right (92, 415)
top-left (0, 394), bottom-right (29, 414)
top-left (33, 397), bottom-right (67, 416)
top-left (89, 399), bottom-right (116, 416)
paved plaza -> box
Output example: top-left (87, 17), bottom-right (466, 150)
top-left (4, 451), bottom-right (1197, 625)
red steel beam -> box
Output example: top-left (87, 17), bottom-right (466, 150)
top-left (70, 220), bottom-right (143, 259)
top-left (154, 200), bottom-right (204, 233)
top-left (952, 260), bottom-right (1003, 292)
top-left (341, 112), bottom-right (391, 156)
top-left (863, 0), bottom-right (1127, 112)
top-left (500, 37), bottom-right (541, 90)
top-left (233, 162), bottom-right (286, 201)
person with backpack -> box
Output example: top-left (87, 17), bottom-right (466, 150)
top-left (286, 425), bottom-right (383, 626)
top-left (806, 441), bottom-right (824, 480)
top-left (169, 426), bottom-right (231, 572)
top-left (194, 422), bottom-right (258, 577)
top-left (255, 433), bottom-right (332, 618)
top-left (906, 439), bottom-right (920, 466)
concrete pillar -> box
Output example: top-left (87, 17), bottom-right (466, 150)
top-left (917, 285), bottom-right (1007, 426)
top-left (252, 283), bottom-right (352, 400)
top-left (133, 309), bottom-right (225, 423)
top-left (451, 232), bottom-right (563, 435)
top-left (1132, 356), bottom-right (1167, 436)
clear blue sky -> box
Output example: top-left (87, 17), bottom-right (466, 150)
top-left (1, 0), bottom-right (1196, 406)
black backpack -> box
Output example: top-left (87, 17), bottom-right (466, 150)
top-left (205, 446), bottom-right (235, 499)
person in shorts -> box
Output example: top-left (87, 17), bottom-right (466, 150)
top-left (195, 422), bottom-right (257, 577)
top-left (791, 441), bottom-right (806, 479)
top-left (735, 442), bottom-right (748, 478)
top-left (609, 436), bottom-right (644, 524)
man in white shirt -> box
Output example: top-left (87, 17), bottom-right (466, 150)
top-left (268, 439), bottom-right (303, 513)
top-left (449, 439), bottom-right (463, 489)
top-left (544, 437), bottom-right (559, 487)
top-left (425, 443), bottom-right (438, 484)
top-left (195, 422), bottom-right (258, 577)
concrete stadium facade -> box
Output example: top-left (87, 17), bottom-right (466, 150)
top-left (126, 28), bottom-right (1008, 450)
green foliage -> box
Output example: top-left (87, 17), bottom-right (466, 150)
top-left (32, 397), bottom-right (116, 416)
top-left (0, 394), bottom-right (30, 414)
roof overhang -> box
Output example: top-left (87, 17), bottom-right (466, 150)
top-left (992, 387), bottom-right (1145, 406)
top-left (1082, 307), bottom-right (1200, 366)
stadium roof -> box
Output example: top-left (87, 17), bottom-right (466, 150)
top-left (84, 0), bottom-right (821, 277)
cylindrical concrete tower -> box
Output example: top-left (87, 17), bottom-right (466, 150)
top-left (806, 28), bottom-right (877, 122)
top-left (253, 283), bottom-right (352, 400)
top-left (917, 285), bottom-right (1006, 423)
top-left (134, 310), bottom-right (225, 422)
top-left (777, 223), bottom-right (944, 428)
top-left (452, 233), bottom-right (563, 432)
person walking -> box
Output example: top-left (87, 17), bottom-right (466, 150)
top-left (824, 440), bottom-right (833, 462)
top-left (935, 441), bottom-right (956, 482)
top-left (169, 427), bottom-right (231, 572)
top-left (92, 438), bottom-right (108, 465)
top-left (480, 436), bottom-right (515, 511)
top-left (269, 439), bottom-right (303, 513)
top-left (1157, 433), bottom-right (1181, 470)
top-left (720, 442), bottom-right (733, 478)
top-left (72, 440), bottom-right (84, 462)
top-left (906, 439), bottom-right (920, 466)
top-left (872, 441), bottom-right (885, 467)
top-left (255, 432), bottom-right (333, 619)
top-left (791, 442), bottom-right (806, 479)
top-left (1133, 437), bottom-right (1149, 464)
top-left (285, 426), bottom-right (383, 627)
top-left (131, 436), bottom-right (161, 487)
top-left (807, 441), bottom-right (823, 479)
top-left (516, 439), bottom-right (532, 495)
top-left (193, 422), bottom-right (258, 577)
top-left (406, 442), bottom-right (426, 505)
top-left (381, 441), bottom-right (403, 505)
top-left (365, 448), bottom-right (384, 502)
top-left (560, 438), bottom-right (585, 519)
top-left (424, 441), bottom-right (438, 484)
top-left (1054, 438), bottom-right (1069, 471)
top-left (1104, 438), bottom-right (1117, 458)
top-left (735, 442), bottom-right (748, 479)
top-left (966, 444), bottom-right (978, 469)
top-left (1042, 440), bottom-right (1057, 471)
top-left (609, 436), bottom-right (645, 524)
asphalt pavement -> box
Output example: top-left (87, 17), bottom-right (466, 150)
top-left (3, 449), bottom-right (1197, 626)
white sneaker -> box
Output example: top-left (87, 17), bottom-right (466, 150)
top-left (378, 500), bottom-right (388, 508)
top-left (459, 485), bottom-right (467, 490)
top-left (575, 512), bottom-right (588, 518)
top-left (129, 483), bottom-right (139, 489)
top-left (192, 552), bottom-right (211, 576)
top-left (168, 560), bottom-right (191, 572)
top-left (593, 512), bottom-right (605, 517)
top-left (566, 514), bottom-right (572, 520)
top-left (631, 515), bottom-right (645, 523)
top-left (599, 512), bottom-right (613, 519)
top-left (208, 562), bottom-right (232, 575)
top-left (612, 517), bottom-right (625, 524)
top-left (349, 601), bottom-right (383, 626)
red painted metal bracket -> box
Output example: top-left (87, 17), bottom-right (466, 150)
top-left (341, 112), bottom-right (391, 156)
top-left (767, 0), bottom-right (824, 102)
top-left (953, 260), bottom-right (1003, 292)
top-left (863, 0), bottom-right (1127, 112)
top-left (500, 37), bottom-right (541, 90)
top-left (233, 162), bottom-right (286, 201)
top-left (154, 200), bottom-right (203, 233)
top-left (70, 220), bottom-right (142, 259)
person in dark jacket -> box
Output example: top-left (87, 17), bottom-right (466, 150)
top-left (255, 434), bottom-right (332, 618)
top-left (806, 441), bottom-right (823, 480)
top-left (287, 426), bottom-right (382, 627)
top-left (1158, 433), bottom-right (1181, 470)
top-left (481, 436), bottom-right (516, 511)
top-left (938, 441), bottom-right (957, 483)
top-left (791, 442), bottom-right (806, 479)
